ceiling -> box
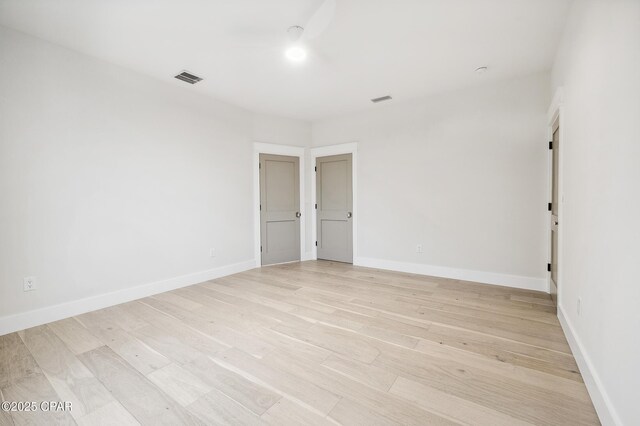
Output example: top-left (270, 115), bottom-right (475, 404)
top-left (0, 0), bottom-right (572, 120)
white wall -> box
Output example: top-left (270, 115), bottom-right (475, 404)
top-left (312, 73), bottom-right (550, 290)
top-left (0, 26), bottom-right (310, 329)
top-left (551, 1), bottom-right (640, 424)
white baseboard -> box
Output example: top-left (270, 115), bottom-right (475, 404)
top-left (354, 257), bottom-right (548, 292)
top-left (255, 252), bottom-right (318, 267)
top-left (0, 259), bottom-right (256, 336)
top-left (557, 305), bottom-right (620, 426)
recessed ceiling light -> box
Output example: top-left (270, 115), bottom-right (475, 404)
top-left (285, 45), bottom-right (307, 62)
top-left (475, 66), bottom-right (488, 74)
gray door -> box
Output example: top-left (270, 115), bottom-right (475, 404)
top-left (260, 154), bottom-right (301, 265)
top-left (316, 154), bottom-right (353, 263)
top-left (550, 118), bottom-right (560, 305)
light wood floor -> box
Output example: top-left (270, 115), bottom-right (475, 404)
top-left (0, 261), bottom-right (599, 425)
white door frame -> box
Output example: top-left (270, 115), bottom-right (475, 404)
top-left (547, 88), bottom-right (564, 300)
top-left (253, 142), bottom-right (306, 267)
top-left (310, 143), bottom-right (358, 261)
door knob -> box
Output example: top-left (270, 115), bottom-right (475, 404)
top-left (296, 212), bottom-right (302, 218)
top-left (347, 212), bottom-right (352, 218)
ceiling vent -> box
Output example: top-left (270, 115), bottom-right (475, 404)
top-left (174, 71), bottom-right (203, 84)
top-left (371, 95), bottom-right (392, 103)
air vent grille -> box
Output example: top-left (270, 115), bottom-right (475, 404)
top-left (175, 71), bottom-right (203, 84)
top-left (371, 95), bottom-right (392, 103)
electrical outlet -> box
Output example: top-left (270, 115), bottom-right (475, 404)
top-left (416, 244), bottom-right (423, 253)
top-left (209, 248), bottom-right (216, 258)
top-left (577, 297), bottom-right (582, 316)
top-left (23, 276), bottom-right (37, 292)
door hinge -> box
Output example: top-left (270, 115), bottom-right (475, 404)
top-left (259, 162), bottom-right (261, 169)
top-left (315, 203), bottom-right (317, 209)
top-left (315, 241), bottom-right (318, 247)
top-left (260, 245), bottom-right (263, 252)
top-left (548, 141), bottom-right (553, 150)
top-left (259, 204), bottom-right (261, 211)
top-left (314, 166), bottom-right (317, 172)
top-left (548, 202), bottom-right (552, 211)
top-left (547, 263), bottom-right (551, 272)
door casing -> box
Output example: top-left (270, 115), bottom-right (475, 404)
top-left (547, 88), bottom-right (564, 304)
top-left (550, 118), bottom-right (560, 305)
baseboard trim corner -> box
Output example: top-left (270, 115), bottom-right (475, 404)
top-left (0, 259), bottom-right (256, 336)
top-left (557, 305), bottom-right (620, 426)
top-left (354, 257), bottom-right (548, 292)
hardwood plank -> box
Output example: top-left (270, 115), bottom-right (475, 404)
top-left (141, 297), bottom-right (274, 358)
top-left (261, 398), bottom-right (332, 426)
top-left (19, 326), bottom-right (114, 419)
top-left (303, 296), bottom-right (432, 341)
top-left (216, 347), bottom-right (341, 416)
top-left (47, 318), bottom-right (103, 355)
top-left (360, 299), bottom-right (571, 353)
top-left (0, 333), bottom-right (40, 389)
top-left (182, 355), bottom-right (281, 416)
top-left (0, 389), bottom-right (15, 426)
top-left (149, 292), bottom-right (203, 312)
top-left (272, 322), bottom-right (383, 364)
top-left (430, 296), bottom-right (560, 325)
top-left (288, 306), bottom-right (362, 330)
top-left (1, 333), bottom-right (75, 424)
top-left (320, 354), bottom-right (397, 392)
top-left (200, 281), bottom-right (298, 314)
top-left (146, 363), bottom-right (211, 406)
top-left (260, 349), bottom-right (456, 426)
top-left (510, 294), bottom-right (556, 306)
top-left (390, 376), bottom-right (532, 426)
top-left (186, 389), bottom-right (263, 425)
top-left (373, 349), bottom-right (597, 425)
top-left (175, 286), bottom-right (281, 330)
top-left (249, 327), bottom-right (331, 365)
top-left (217, 275), bottom-right (299, 297)
top-left (78, 346), bottom-right (202, 425)
top-left (120, 301), bottom-right (228, 362)
top-left (261, 268), bottom-right (442, 306)
top-left (417, 323), bottom-right (582, 381)
top-left (76, 311), bottom-right (171, 375)
top-left (328, 397), bottom-right (398, 426)
top-left (76, 401), bottom-right (139, 426)
top-left (358, 325), bottom-right (420, 348)
top-left (96, 305), bottom-right (149, 332)
top-left (3, 373), bottom-right (76, 426)
top-left (129, 324), bottom-right (210, 366)
top-left (411, 338), bottom-right (591, 401)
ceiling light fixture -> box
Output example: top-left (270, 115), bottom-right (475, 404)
top-left (285, 25), bottom-right (307, 62)
top-left (285, 45), bottom-right (307, 62)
